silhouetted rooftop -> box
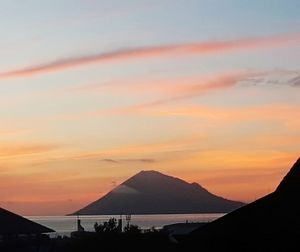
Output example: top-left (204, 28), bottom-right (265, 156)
top-left (190, 157), bottom-right (300, 251)
top-left (276, 157), bottom-right (300, 193)
top-left (0, 208), bottom-right (54, 235)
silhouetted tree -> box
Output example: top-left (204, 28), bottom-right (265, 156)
top-left (94, 218), bottom-right (119, 234)
top-left (123, 224), bottom-right (141, 234)
top-left (144, 226), bottom-right (159, 233)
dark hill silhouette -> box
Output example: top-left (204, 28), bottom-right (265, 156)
top-left (72, 170), bottom-right (244, 215)
top-left (189, 157), bottom-right (300, 251)
top-left (0, 207), bottom-right (54, 235)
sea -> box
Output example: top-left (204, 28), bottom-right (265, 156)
top-left (27, 214), bottom-right (224, 237)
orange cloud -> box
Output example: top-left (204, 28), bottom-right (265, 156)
top-left (69, 137), bottom-right (199, 160)
top-left (138, 104), bottom-right (300, 122)
top-left (0, 172), bottom-right (114, 215)
top-left (0, 143), bottom-right (59, 158)
top-left (0, 128), bottom-right (28, 136)
top-left (0, 32), bottom-right (299, 79)
top-left (101, 158), bottom-right (156, 163)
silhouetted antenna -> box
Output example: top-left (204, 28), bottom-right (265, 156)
top-left (126, 214), bottom-right (131, 227)
top-left (76, 214), bottom-right (85, 232)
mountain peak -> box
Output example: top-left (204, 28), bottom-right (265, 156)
top-left (137, 170), bottom-right (165, 176)
top-left (122, 170), bottom-right (188, 192)
top-left (123, 170), bottom-right (182, 187)
top-left (276, 157), bottom-right (300, 193)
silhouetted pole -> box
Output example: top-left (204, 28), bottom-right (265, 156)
top-left (77, 215), bottom-right (85, 232)
top-left (118, 214), bottom-right (123, 232)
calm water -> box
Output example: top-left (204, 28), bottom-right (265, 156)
top-left (27, 214), bottom-right (224, 236)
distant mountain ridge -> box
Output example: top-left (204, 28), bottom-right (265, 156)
top-left (72, 170), bottom-right (244, 215)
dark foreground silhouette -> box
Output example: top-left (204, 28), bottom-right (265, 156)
top-left (184, 157), bottom-right (300, 251)
top-left (0, 208), bottom-right (54, 252)
top-left (0, 207), bottom-right (54, 235)
top-left (1, 218), bottom-right (180, 252)
top-left (72, 170), bottom-right (244, 215)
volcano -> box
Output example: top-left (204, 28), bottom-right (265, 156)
top-left (72, 170), bottom-right (244, 215)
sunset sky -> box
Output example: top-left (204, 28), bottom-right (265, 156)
top-left (0, 0), bottom-right (299, 215)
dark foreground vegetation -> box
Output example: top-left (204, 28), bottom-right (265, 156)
top-left (0, 231), bottom-right (179, 252)
top-left (0, 218), bottom-right (180, 252)
top-left (64, 232), bottom-right (177, 252)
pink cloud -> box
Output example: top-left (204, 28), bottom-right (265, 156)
top-left (0, 32), bottom-right (299, 79)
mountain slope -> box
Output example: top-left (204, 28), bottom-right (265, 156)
top-left (72, 170), bottom-right (244, 215)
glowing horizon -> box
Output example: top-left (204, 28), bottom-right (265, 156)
top-left (0, 0), bottom-right (299, 215)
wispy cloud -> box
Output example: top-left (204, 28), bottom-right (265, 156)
top-left (50, 70), bottom-right (299, 121)
top-left (129, 72), bottom-right (251, 108)
top-left (82, 71), bottom-right (261, 116)
top-left (101, 158), bottom-right (156, 163)
top-left (288, 76), bottom-right (300, 86)
top-left (0, 128), bottom-right (29, 136)
top-left (1, 32), bottom-right (299, 79)
top-left (68, 137), bottom-right (200, 162)
top-left (0, 143), bottom-right (59, 158)
top-left (143, 104), bottom-right (300, 124)
top-left (74, 69), bottom-right (300, 94)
